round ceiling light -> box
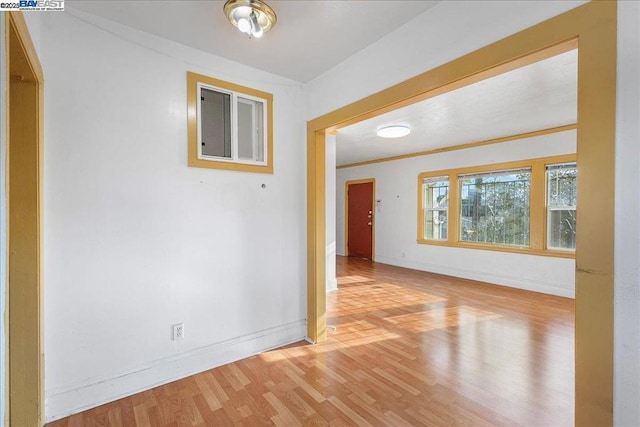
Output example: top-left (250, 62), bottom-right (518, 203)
top-left (224, 0), bottom-right (277, 39)
top-left (376, 125), bottom-right (411, 138)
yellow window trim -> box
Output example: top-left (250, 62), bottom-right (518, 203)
top-left (417, 154), bottom-right (577, 258)
top-left (187, 71), bottom-right (274, 174)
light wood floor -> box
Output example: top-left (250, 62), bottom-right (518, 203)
top-left (48, 256), bottom-right (574, 426)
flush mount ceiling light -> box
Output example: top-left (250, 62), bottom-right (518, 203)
top-left (224, 0), bottom-right (277, 39)
top-left (376, 125), bottom-right (411, 138)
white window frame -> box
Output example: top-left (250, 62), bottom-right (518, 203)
top-left (196, 82), bottom-right (268, 166)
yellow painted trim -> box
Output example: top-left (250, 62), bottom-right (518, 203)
top-left (574, 6), bottom-right (616, 424)
top-left (6, 12), bottom-right (43, 83)
top-left (418, 154), bottom-right (576, 180)
top-left (3, 18), bottom-right (6, 427)
top-left (6, 11), bottom-right (44, 427)
top-left (306, 128), bottom-right (326, 343)
top-left (416, 173), bottom-right (455, 248)
top-left (417, 154), bottom-right (576, 258)
top-left (307, 2), bottom-right (616, 424)
top-left (3, 19), bottom-right (6, 427)
top-left (529, 161), bottom-right (546, 251)
top-left (415, 239), bottom-right (576, 259)
top-left (337, 124), bottom-right (577, 170)
top-left (344, 178), bottom-right (376, 261)
top-left (187, 71), bottom-right (274, 174)
top-left (449, 175), bottom-right (460, 249)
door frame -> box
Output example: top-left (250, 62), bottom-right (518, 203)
top-left (306, 2), bottom-right (616, 425)
top-left (5, 11), bottom-right (44, 426)
top-left (344, 178), bottom-right (376, 260)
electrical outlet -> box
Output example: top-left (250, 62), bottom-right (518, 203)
top-left (172, 323), bottom-right (184, 340)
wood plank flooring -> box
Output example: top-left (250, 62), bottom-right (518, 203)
top-left (47, 256), bottom-right (574, 426)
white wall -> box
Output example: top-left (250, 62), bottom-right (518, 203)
top-left (31, 9), bottom-right (307, 421)
top-left (22, 12), bottom-right (42, 54)
top-left (614, 2), bottom-right (640, 425)
top-left (305, 1), bottom-right (588, 120)
top-left (0, 12), bottom-right (7, 427)
top-left (307, 1), bottom-right (640, 424)
top-left (336, 131), bottom-right (576, 297)
top-left (325, 134), bottom-right (337, 292)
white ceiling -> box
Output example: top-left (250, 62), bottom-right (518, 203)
top-left (67, 0), bottom-right (439, 83)
top-left (336, 49), bottom-right (578, 166)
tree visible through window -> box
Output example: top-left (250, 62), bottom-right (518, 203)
top-left (547, 163), bottom-right (577, 250)
top-left (417, 155), bottom-right (576, 256)
top-left (423, 176), bottom-right (449, 240)
top-left (459, 169), bottom-right (531, 246)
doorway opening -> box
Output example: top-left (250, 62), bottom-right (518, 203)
top-left (6, 11), bottom-right (44, 426)
top-left (307, 2), bottom-right (616, 425)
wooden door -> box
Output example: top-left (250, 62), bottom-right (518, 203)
top-left (347, 181), bottom-right (374, 260)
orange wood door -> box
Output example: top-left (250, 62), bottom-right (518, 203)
top-left (347, 182), bottom-right (374, 259)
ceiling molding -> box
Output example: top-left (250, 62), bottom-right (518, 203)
top-left (336, 124), bottom-right (577, 170)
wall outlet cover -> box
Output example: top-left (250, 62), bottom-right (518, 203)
top-left (172, 323), bottom-right (184, 340)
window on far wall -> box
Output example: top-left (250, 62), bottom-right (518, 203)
top-left (546, 163), bottom-right (577, 250)
top-left (416, 154), bottom-right (576, 258)
top-left (422, 176), bottom-right (449, 240)
top-left (187, 72), bottom-right (273, 173)
top-left (459, 168), bottom-right (531, 246)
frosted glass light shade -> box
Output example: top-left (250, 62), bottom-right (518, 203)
top-left (377, 125), bottom-right (411, 138)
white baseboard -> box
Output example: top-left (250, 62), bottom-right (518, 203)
top-left (375, 256), bottom-right (575, 298)
top-left (326, 278), bottom-right (338, 292)
top-left (326, 241), bottom-right (336, 256)
top-left (45, 320), bottom-right (306, 422)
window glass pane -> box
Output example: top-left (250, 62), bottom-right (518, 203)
top-left (547, 163), bottom-right (577, 250)
top-left (547, 164), bottom-right (577, 207)
top-left (548, 209), bottom-right (576, 250)
top-left (425, 210), bottom-right (448, 240)
top-left (423, 177), bottom-right (448, 240)
top-left (200, 87), bottom-right (231, 158)
top-left (237, 97), bottom-right (265, 162)
top-left (460, 169), bottom-right (531, 246)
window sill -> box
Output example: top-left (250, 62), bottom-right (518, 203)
top-left (188, 157), bottom-right (273, 174)
top-left (416, 238), bottom-right (576, 259)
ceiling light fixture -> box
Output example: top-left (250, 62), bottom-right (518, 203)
top-left (376, 125), bottom-right (411, 138)
top-left (224, 0), bottom-right (277, 39)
